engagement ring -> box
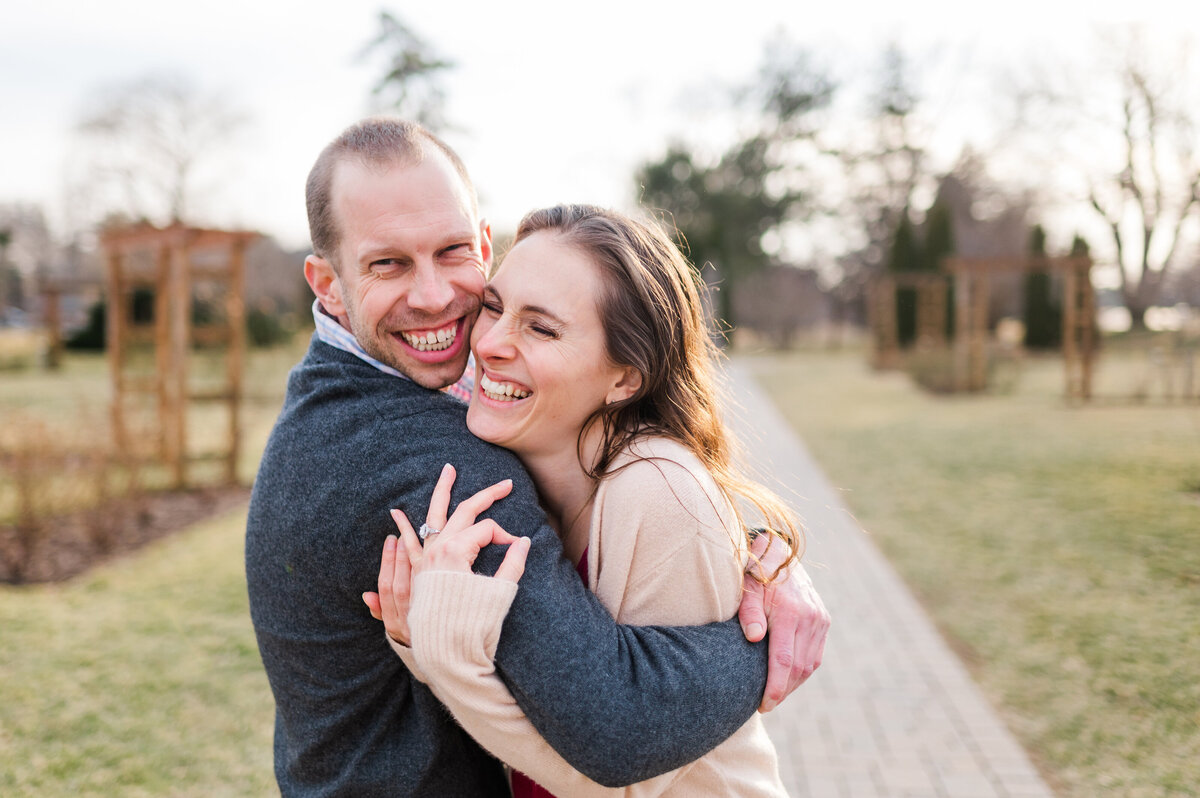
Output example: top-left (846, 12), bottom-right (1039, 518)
top-left (418, 523), bottom-right (441, 541)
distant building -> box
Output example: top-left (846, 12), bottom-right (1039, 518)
top-left (244, 237), bottom-right (311, 320)
top-left (732, 265), bottom-right (831, 348)
top-left (925, 168), bottom-right (1034, 323)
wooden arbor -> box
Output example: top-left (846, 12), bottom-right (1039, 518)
top-left (867, 273), bottom-right (950, 369)
top-left (101, 223), bottom-right (257, 487)
top-left (868, 256), bottom-right (1096, 400)
top-left (37, 274), bottom-right (103, 369)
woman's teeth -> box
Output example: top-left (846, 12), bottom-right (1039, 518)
top-left (480, 374), bottom-right (531, 401)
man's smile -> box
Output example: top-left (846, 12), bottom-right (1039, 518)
top-left (399, 320), bottom-right (458, 352)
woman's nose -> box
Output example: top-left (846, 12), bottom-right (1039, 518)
top-left (474, 315), bottom-right (516, 360)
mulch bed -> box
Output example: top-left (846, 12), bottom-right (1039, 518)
top-left (0, 485), bottom-right (251, 584)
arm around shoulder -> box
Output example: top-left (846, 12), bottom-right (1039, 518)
top-left (453, 442), bottom-right (768, 785)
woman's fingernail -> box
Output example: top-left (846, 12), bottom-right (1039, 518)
top-left (442, 463), bottom-right (452, 474)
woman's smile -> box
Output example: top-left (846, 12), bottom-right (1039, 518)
top-left (479, 372), bottom-right (532, 402)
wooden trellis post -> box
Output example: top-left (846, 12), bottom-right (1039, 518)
top-left (868, 273), bottom-right (951, 368)
top-left (915, 274), bottom-right (948, 350)
top-left (869, 275), bottom-right (900, 369)
top-left (1062, 255), bottom-right (1096, 402)
top-left (40, 283), bottom-right (63, 369)
top-left (943, 256), bottom-right (1094, 398)
top-left (101, 223), bottom-right (256, 488)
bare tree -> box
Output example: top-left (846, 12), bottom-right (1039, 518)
top-left (1011, 26), bottom-right (1200, 330)
top-left (72, 73), bottom-right (246, 227)
top-left (829, 43), bottom-right (935, 320)
top-left (636, 36), bottom-right (835, 329)
top-left (359, 11), bottom-right (455, 131)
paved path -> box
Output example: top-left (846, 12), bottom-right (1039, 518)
top-left (727, 360), bottom-right (1055, 798)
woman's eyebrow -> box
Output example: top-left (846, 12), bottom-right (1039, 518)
top-left (517, 303), bottom-right (566, 326)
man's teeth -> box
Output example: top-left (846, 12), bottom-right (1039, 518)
top-left (481, 374), bottom-right (531, 401)
top-left (401, 323), bottom-right (456, 351)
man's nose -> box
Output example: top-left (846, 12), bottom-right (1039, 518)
top-left (407, 263), bottom-right (455, 314)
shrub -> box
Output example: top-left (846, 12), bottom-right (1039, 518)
top-left (0, 329), bottom-right (42, 371)
top-left (246, 307), bottom-right (291, 347)
top-left (0, 414), bottom-right (142, 583)
top-left (905, 347), bottom-right (961, 393)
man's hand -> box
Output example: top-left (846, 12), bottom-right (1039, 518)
top-left (738, 535), bottom-right (830, 712)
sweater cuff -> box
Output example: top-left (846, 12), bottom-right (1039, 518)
top-left (410, 570), bottom-right (518, 668)
top-left (386, 632), bottom-right (430, 684)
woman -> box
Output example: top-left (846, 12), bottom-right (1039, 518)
top-left (370, 204), bottom-right (801, 796)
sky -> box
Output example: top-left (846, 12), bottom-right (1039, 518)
top-left (3, 1), bottom-right (1198, 253)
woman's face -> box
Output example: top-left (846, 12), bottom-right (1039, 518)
top-left (466, 231), bottom-right (636, 459)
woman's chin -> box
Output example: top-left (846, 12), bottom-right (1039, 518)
top-left (466, 405), bottom-right (509, 447)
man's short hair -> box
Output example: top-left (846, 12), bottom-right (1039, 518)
top-left (305, 117), bottom-right (477, 266)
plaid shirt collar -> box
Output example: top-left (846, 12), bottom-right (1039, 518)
top-left (311, 300), bottom-right (474, 403)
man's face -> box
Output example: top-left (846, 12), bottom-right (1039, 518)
top-left (306, 152), bottom-right (492, 389)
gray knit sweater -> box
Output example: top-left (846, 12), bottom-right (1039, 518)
top-left (245, 337), bottom-right (768, 797)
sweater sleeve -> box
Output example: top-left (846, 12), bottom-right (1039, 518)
top-left (452, 451), bottom-right (766, 787)
top-left (409, 575), bottom-right (685, 797)
top-left (408, 446), bottom-right (750, 794)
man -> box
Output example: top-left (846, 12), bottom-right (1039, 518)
top-left (246, 117), bottom-right (828, 797)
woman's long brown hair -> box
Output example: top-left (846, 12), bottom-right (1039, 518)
top-left (510, 204), bottom-right (803, 581)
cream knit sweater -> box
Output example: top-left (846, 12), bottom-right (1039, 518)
top-left (395, 436), bottom-right (787, 797)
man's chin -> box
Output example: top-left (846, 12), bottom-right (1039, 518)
top-left (394, 349), bottom-right (471, 390)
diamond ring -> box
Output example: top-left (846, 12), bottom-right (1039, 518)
top-left (418, 523), bottom-right (441, 541)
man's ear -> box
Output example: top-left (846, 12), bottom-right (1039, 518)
top-left (606, 367), bottom-right (643, 406)
top-left (479, 218), bottom-right (494, 276)
top-left (305, 255), bottom-right (345, 317)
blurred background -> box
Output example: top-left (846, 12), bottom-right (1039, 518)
top-left (4, 2), bottom-right (1200, 340)
top-left (2, 3), bottom-right (1198, 797)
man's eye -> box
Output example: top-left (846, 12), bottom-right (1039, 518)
top-left (370, 260), bottom-right (403, 276)
top-left (442, 244), bottom-right (475, 260)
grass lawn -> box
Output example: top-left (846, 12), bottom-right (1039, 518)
top-left (1, 339), bottom-right (308, 794)
top-left (0, 505), bottom-right (276, 796)
top-left (3, 331), bottom-right (1196, 795)
top-left (747, 344), bottom-right (1200, 798)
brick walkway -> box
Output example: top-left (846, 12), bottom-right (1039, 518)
top-left (727, 360), bottom-right (1056, 798)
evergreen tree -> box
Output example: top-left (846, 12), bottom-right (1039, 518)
top-left (636, 41), bottom-right (832, 334)
top-left (359, 11), bottom-right (454, 131)
top-left (887, 214), bottom-right (923, 345)
top-left (923, 201), bottom-right (956, 337)
top-left (1070, 234), bottom-right (1090, 258)
top-left (922, 201), bottom-right (955, 272)
top-left (1023, 225), bottom-right (1062, 349)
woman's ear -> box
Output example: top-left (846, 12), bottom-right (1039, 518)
top-left (606, 367), bottom-right (643, 405)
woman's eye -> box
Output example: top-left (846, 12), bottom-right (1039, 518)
top-left (481, 299), bottom-right (502, 314)
top-left (531, 325), bottom-right (559, 339)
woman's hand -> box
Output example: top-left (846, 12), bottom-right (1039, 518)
top-left (363, 464), bottom-right (531, 645)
